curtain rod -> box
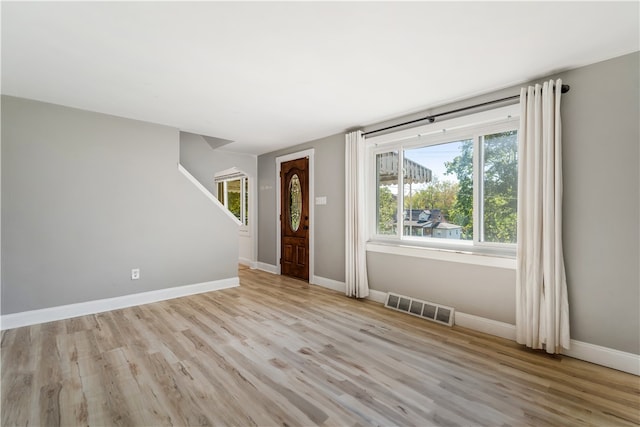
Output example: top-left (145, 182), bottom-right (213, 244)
top-left (363, 84), bottom-right (570, 137)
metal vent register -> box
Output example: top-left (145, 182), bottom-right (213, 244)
top-left (384, 293), bottom-right (454, 326)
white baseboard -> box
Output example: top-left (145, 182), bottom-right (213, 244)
top-left (255, 262), bottom-right (277, 274)
top-left (454, 312), bottom-right (517, 341)
top-left (367, 289), bottom-right (388, 304)
top-left (563, 339), bottom-right (639, 376)
top-left (239, 257), bottom-right (256, 269)
top-left (311, 278), bottom-right (387, 304)
top-left (452, 312), bottom-right (639, 375)
top-left (4, 274), bottom-right (637, 376)
top-left (0, 277), bottom-right (239, 331)
top-left (311, 276), bottom-right (345, 293)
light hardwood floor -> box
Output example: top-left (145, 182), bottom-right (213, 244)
top-left (2, 267), bottom-right (639, 426)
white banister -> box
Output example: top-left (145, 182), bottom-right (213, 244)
top-left (178, 163), bottom-right (242, 226)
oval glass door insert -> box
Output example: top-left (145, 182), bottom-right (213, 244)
top-left (289, 174), bottom-right (302, 231)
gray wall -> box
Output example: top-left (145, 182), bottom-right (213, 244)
top-left (179, 131), bottom-right (258, 264)
top-left (365, 52), bottom-right (639, 354)
top-left (367, 253), bottom-right (516, 324)
top-left (559, 52), bottom-right (639, 354)
top-left (258, 52), bottom-right (640, 354)
top-left (257, 133), bottom-right (345, 282)
top-left (1, 96), bottom-right (239, 314)
top-left (179, 132), bottom-right (257, 196)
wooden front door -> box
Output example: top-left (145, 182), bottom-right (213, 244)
top-left (280, 157), bottom-right (309, 281)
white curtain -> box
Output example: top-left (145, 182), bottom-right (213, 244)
top-left (345, 130), bottom-right (369, 298)
top-left (516, 79), bottom-right (570, 354)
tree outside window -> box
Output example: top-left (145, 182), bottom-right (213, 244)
top-left (373, 123), bottom-right (518, 249)
top-left (216, 176), bottom-right (249, 227)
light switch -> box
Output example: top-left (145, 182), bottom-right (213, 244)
top-left (315, 196), bottom-right (327, 205)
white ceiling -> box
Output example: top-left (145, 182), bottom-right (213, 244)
top-left (2, 2), bottom-right (638, 155)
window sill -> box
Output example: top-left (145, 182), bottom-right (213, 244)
top-left (366, 241), bottom-right (516, 270)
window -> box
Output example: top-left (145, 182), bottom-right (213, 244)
top-left (369, 106), bottom-right (519, 254)
top-left (480, 130), bottom-right (518, 244)
top-left (376, 150), bottom-right (398, 235)
top-left (403, 138), bottom-right (473, 240)
top-left (216, 176), bottom-right (249, 227)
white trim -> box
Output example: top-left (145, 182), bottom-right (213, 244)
top-left (311, 277), bottom-right (387, 304)
top-left (454, 312), bottom-right (517, 340)
top-left (366, 104), bottom-right (520, 147)
top-left (366, 289), bottom-right (388, 304)
top-left (453, 312), bottom-right (639, 375)
top-left (238, 257), bottom-right (254, 268)
top-left (366, 242), bottom-right (516, 269)
top-left (214, 166), bottom-right (255, 264)
top-left (216, 175), bottom-right (250, 229)
top-left (251, 169), bottom-right (258, 267)
top-left (177, 163), bottom-right (242, 226)
top-left (214, 166), bottom-right (245, 181)
top-left (0, 277), bottom-right (239, 331)
top-left (563, 340), bottom-right (640, 376)
top-left (359, 293), bottom-right (638, 375)
top-left (311, 276), bottom-right (345, 293)
top-left (366, 109), bottom-right (520, 256)
top-left (275, 149), bottom-right (315, 279)
top-left (255, 262), bottom-right (278, 274)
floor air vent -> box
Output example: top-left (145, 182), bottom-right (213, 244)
top-left (384, 293), bottom-right (454, 327)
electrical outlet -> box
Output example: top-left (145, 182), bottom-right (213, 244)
top-left (131, 268), bottom-right (140, 280)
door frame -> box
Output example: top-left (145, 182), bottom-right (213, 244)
top-left (276, 149), bottom-right (314, 281)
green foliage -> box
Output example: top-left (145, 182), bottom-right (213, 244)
top-left (219, 178), bottom-right (247, 224)
top-left (227, 191), bottom-right (241, 220)
top-left (405, 178), bottom-right (459, 218)
top-left (445, 140), bottom-right (474, 240)
top-left (377, 186), bottom-right (396, 234)
top-left (376, 131), bottom-right (518, 243)
top-left (482, 131), bottom-right (518, 243)
top-left (444, 132), bottom-right (518, 243)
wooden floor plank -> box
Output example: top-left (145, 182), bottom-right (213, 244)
top-left (2, 267), bottom-right (639, 426)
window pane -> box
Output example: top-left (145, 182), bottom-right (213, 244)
top-left (289, 174), bottom-right (302, 231)
top-left (217, 182), bottom-right (225, 205)
top-left (482, 130), bottom-right (518, 243)
top-left (244, 177), bottom-right (249, 226)
top-left (403, 139), bottom-right (473, 240)
top-left (376, 151), bottom-right (398, 235)
top-left (226, 179), bottom-right (242, 221)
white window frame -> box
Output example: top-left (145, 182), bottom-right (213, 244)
top-left (366, 104), bottom-right (520, 258)
top-left (216, 175), bottom-right (249, 233)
